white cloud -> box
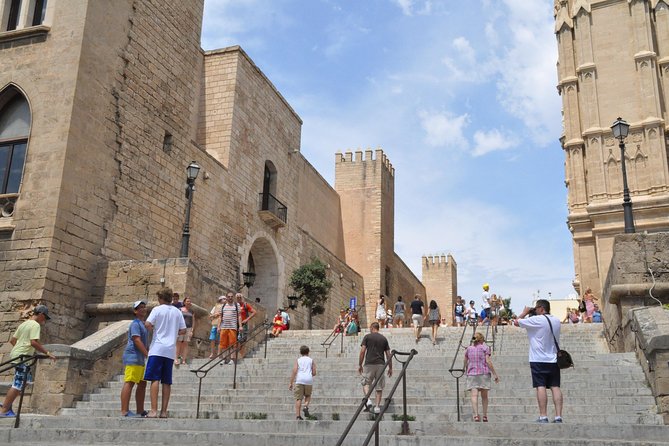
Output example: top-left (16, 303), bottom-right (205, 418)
top-left (392, 0), bottom-right (433, 16)
top-left (472, 128), bottom-right (518, 157)
top-left (419, 111), bottom-right (470, 150)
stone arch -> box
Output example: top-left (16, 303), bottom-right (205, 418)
top-left (241, 232), bottom-right (284, 311)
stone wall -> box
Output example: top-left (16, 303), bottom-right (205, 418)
top-left (626, 306), bottom-right (669, 424)
top-left (602, 233), bottom-right (669, 352)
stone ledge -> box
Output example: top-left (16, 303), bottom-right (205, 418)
top-left (610, 283), bottom-right (669, 305)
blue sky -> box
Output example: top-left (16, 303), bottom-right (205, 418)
top-left (201, 0), bottom-right (575, 313)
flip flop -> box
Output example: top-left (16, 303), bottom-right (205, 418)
top-left (473, 415), bottom-right (480, 422)
top-left (146, 411), bottom-right (158, 418)
top-left (159, 412), bottom-right (168, 418)
top-left (482, 416), bottom-right (488, 422)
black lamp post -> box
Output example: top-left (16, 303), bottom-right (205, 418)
top-left (610, 118), bottom-right (635, 233)
top-left (287, 295), bottom-right (299, 310)
top-left (242, 271), bottom-right (256, 289)
top-left (180, 161), bottom-right (201, 257)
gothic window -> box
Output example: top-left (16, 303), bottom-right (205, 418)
top-left (0, 88), bottom-right (30, 197)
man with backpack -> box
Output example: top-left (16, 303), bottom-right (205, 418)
top-left (218, 293), bottom-right (242, 365)
top-left (235, 293), bottom-right (257, 358)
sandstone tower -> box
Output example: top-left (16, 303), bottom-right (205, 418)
top-left (422, 254), bottom-right (457, 325)
top-left (335, 149), bottom-right (425, 323)
top-left (555, 0), bottom-right (669, 297)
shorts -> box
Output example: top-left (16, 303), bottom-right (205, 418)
top-left (124, 365), bottom-right (146, 384)
top-left (393, 313), bottom-right (404, 321)
top-left (11, 364), bottom-right (29, 391)
top-left (209, 326), bottom-right (219, 341)
top-left (294, 383), bottom-right (313, 400)
top-left (480, 309), bottom-right (488, 320)
top-left (238, 324), bottom-right (249, 342)
top-left (411, 314), bottom-right (424, 326)
top-left (455, 315), bottom-right (464, 323)
top-left (177, 327), bottom-right (193, 342)
top-left (466, 373), bottom-right (491, 390)
top-left (429, 320), bottom-right (440, 326)
top-left (361, 364), bottom-right (386, 390)
top-left (530, 362), bottom-right (561, 388)
top-left (143, 356), bottom-right (174, 385)
top-left (219, 328), bottom-right (238, 351)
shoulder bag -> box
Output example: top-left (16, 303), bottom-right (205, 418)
top-left (544, 315), bottom-right (574, 369)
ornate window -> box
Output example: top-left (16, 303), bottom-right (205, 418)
top-left (0, 87), bottom-right (30, 218)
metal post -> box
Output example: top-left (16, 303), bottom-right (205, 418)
top-left (180, 181), bottom-right (195, 257)
top-left (619, 140), bottom-right (636, 233)
top-left (195, 376), bottom-right (203, 419)
top-left (232, 344), bottom-right (239, 390)
top-left (264, 324), bottom-right (268, 359)
top-left (14, 361), bottom-right (28, 428)
top-left (340, 330), bottom-right (344, 354)
top-left (401, 370), bottom-right (409, 434)
top-left (455, 376), bottom-right (461, 422)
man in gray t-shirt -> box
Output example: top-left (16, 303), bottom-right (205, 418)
top-left (358, 322), bottom-right (392, 414)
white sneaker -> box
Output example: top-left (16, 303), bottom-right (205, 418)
top-left (373, 406), bottom-right (381, 414)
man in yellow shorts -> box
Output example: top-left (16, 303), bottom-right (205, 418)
top-left (120, 300), bottom-right (149, 417)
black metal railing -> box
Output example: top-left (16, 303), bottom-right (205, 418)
top-left (258, 192), bottom-right (287, 223)
top-left (321, 326), bottom-right (344, 358)
top-left (448, 320), bottom-right (478, 422)
top-left (0, 353), bottom-right (47, 428)
top-left (336, 349), bottom-right (418, 446)
top-left (190, 321), bottom-right (271, 418)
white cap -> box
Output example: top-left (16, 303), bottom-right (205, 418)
top-left (133, 300), bottom-right (146, 310)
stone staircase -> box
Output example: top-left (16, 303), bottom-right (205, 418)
top-left (1, 324), bottom-right (667, 445)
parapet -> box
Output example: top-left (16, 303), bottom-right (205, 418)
top-left (422, 254), bottom-right (456, 268)
top-left (335, 147), bottom-right (395, 177)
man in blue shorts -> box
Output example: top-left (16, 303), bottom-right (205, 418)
top-left (144, 288), bottom-right (186, 418)
top-left (513, 299), bottom-right (564, 423)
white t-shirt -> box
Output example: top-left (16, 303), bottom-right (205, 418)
top-left (295, 356), bottom-right (314, 385)
top-left (481, 291), bottom-right (491, 309)
top-left (146, 304), bottom-right (186, 360)
top-left (518, 314), bottom-right (561, 363)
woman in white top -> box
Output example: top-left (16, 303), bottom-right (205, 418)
top-left (288, 345), bottom-right (317, 420)
top-left (376, 295), bottom-right (387, 328)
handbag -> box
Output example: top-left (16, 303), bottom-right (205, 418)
top-left (544, 315), bottom-right (574, 369)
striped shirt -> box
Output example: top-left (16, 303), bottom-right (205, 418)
top-left (465, 343), bottom-right (490, 376)
top-left (220, 303), bottom-right (240, 330)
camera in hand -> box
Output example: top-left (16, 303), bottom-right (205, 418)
top-left (528, 308), bottom-right (537, 317)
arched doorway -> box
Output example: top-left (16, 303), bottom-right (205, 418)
top-left (244, 236), bottom-right (280, 310)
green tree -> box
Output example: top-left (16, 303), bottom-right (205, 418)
top-left (289, 258), bottom-right (333, 329)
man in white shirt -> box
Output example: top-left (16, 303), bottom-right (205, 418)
top-left (144, 287), bottom-right (186, 418)
top-left (480, 283), bottom-right (491, 324)
top-left (513, 299), bottom-right (564, 423)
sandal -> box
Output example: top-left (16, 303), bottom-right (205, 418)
top-left (159, 412), bottom-right (168, 418)
top-left (473, 415), bottom-right (480, 422)
top-left (482, 416), bottom-right (488, 422)
top-left (146, 411), bottom-right (158, 418)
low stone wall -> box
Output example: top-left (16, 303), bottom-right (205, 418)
top-left (628, 306), bottom-right (669, 424)
top-left (602, 233), bottom-right (669, 351)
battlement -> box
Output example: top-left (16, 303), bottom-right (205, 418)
top-left (335, 147), bottom-right (395, 177)
top-left (422, 254), bottom-right (456, 268)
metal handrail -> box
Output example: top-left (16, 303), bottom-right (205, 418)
top-left (336, 349), bottom-right (418, 446)
top-left (320, 326), bottom-right (344, 358)
top-left (258, 192), bottom-right (287, 223)
top-left (448, 319), bottom-right (478, 421)
top-left (0, 353), bottom-right (47, 428)
top-left (190, 321), bottom-right (271, 418)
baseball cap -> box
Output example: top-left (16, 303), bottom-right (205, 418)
top-left (33, 304), bottom-right (51, 320)
top-left (217, 295), bottom-right (225, 302)
top-left (133, 300), bottom-right (146, 310)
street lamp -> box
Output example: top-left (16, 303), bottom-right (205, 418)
top-left (287, 295), bottom-right (299, 310)
top-left (180, 161), bottom-right (201, 257)
top-left (242, 271), bottom-right (256, 289)
top-left (610, 118), bottom-right (635, 233)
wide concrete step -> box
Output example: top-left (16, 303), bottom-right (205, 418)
top-left (4, 417), bottom-right (669, 445)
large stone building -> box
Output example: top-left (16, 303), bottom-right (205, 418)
top-left (556, 0), bottom-right (669, 297)
top-left (0, 0), bottom-right (457, 346)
